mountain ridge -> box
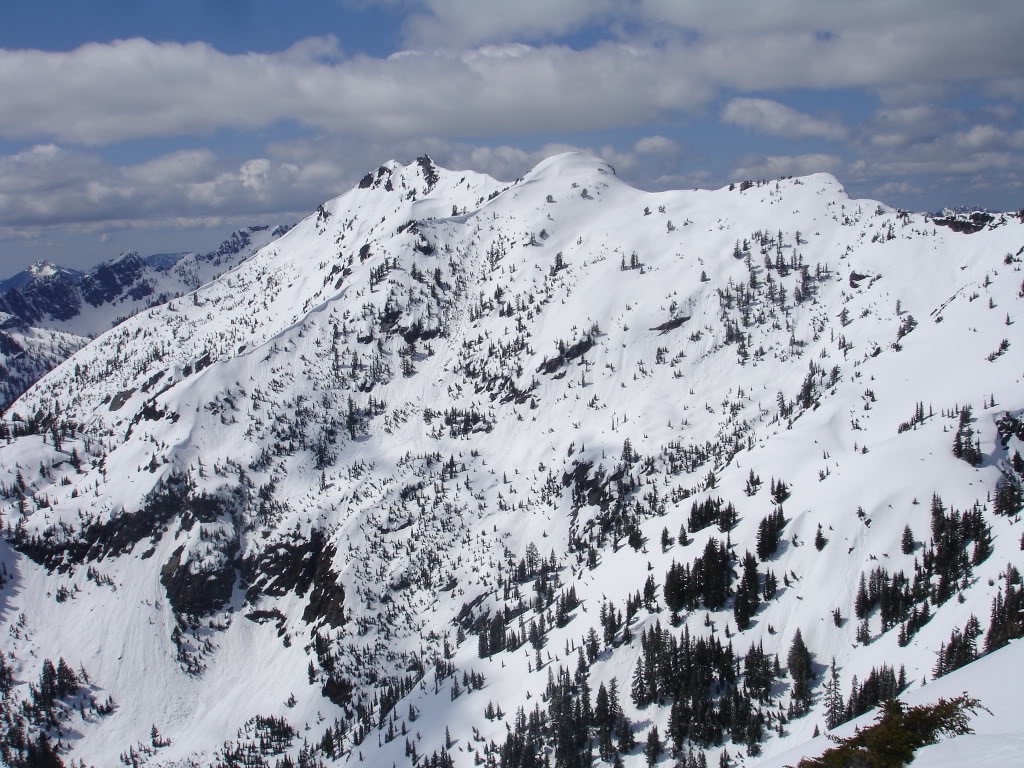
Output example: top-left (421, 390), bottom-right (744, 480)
top-left (0, 153), bottom-right (1021, 768)
top-left (0, 224), bottom-right (291, 413)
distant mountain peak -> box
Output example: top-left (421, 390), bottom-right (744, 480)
top-left (27, 259), bottom-right (59, 278)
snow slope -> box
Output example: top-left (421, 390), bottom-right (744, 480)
top-left (758, 639), bottom-right (1024, 768)
top-left (0, 153), bottom-right (1020, 767)
top-left (0, 225), bottom-right (288, 412)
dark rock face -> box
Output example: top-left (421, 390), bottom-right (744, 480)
top-left (242, 528), bottom-right (347, 629)
top-left (416, 155), bottom-right (440, 192)
top-left (0, 227), bottom-right (280, 335)
top-left (161, 544), bottom-right (236, 618)
top-left (302, 543), bottom-right (347, 629)
top-left (0, 332), bottom-right (23, 358)
top-left (0, 272), bottom-right (83, 325)
top-left (11, 472), bottom-right (189, 572)
top-left (0, 327), bottom-right (85, 413)
top-left (205, 227), bottom-right (266, 264)
top-left (538, 334), bottom-right (595, 375)
top-left (933, 212), bottom-right (994, 234)
top-left (650, 315), bottom-right (691, 334)
top-left (81, 254), bottom-right (147, 307)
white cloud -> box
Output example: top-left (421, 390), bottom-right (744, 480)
top-left (393, 0), bottom-right (1024, 99)
top-left (0, 143), bottom-right (354, 230)
top-left (2, 0), bottom-right (1022, 148)
top-left (401, 0), bottom-right (618, 47)
top-left (722, 98), bottom-right (846, 140)
top-left (872, 105), bottom-right (947, 128)
top-left (852, 152), bottom-right (1021, 179)
top-left (122, 149), bottom-right (216, 185)
top-left (955, 124), bottom-right (1004, 150)
top-left (985, 103), bottom-right (1018, 121)
top-left (634, 136), bottom-right (679, 155)
top-left (857, 104), bottom-right (962, 151)
top-left (0, 38), bottom-right (714, 145)
top-left (731, 153), bottom-right (841, 180)
top-left (874, 180), bottom-right (921, 198)
top-left (986, 78), bottom-right (1024, 101)
top-left (0, 132), bottom-right (703, 235)
top-left (239, 158), bottom-right (272, 193)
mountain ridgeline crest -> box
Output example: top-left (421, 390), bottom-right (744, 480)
top-left (0, 153), bottom-right (1021, 767)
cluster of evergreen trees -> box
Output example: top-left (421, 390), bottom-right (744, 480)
top-left (985, 565), bottom-right (1023, 652)
top-left (663, 537), bottom-right (734, 613)
top-left (951, 406), bottom-right (983, 466)
top-left (845, 494), bottom-right (993, 649)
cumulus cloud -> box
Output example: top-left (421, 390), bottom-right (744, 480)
top-left (121, 149), bottom-right (217, 185)
top-left (845, 98), bottom-right (1024, 198)
top-left (0, 144), bottom-right (348, 230)
top-left (722, 98), bottom-right (846, 140)
top-left (853, 153), bottom-right (1020, 179)
top-left (874, 180), bottom-right (921, 198)
top-left (401, 0), bottom-right (618, 47)
top-left (857, 104), bottom-right (960, 151)
top-left (2, 0), bottom-right (1022, 147)
top-left (395, 0), bottom-right (1024, 94)
top-left (731, 153), bottom-right (841, 180)
top-left (1, 0), bottom-right (1021, 246)
top-left (634, 136), bottom-right (679, 155)
top-left (0, 37), bottom-right (712, 145)
top-left (395, 0), bottom-right (1024, 70)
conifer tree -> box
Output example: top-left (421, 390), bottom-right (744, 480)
top-left (645, 725), bottom-right (662, 767)
top-left (787, 630), bottom-right (814, 715)
top-left (901, 525), bottom-right (915, 554)
top-left (823, 658), bottom-right (844, 729)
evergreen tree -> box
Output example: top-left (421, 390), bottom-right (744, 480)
top-left (854, 573), bottom-right (870, 619)
top-left (787, 630), bottom-right (814, 715)
top-left (733, 551), bottom-right (761, 630)
top-left (631, 661), bottom-right (649, 707)
top-left (617, 715), bottom-right (636, 752)
top-left (757, 508), bottom-right (785, 560)
top-left (901, 525), bottom-right (915, 554)
top-left (993, 472), bottom-right (1023, 517)
top-left (823, 658), bottom-right (844, 729)
top-left (985, 566), bottom-right (1024, 652)
top-left (645, 725), bottom-right (662, 767)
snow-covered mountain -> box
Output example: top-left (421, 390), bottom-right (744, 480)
top-left (0, 225), bottom-right (290, 411)
top-left (0, 261), bottom-right (85, 295)
top-left (0, 153), bottom-right (1021, 768)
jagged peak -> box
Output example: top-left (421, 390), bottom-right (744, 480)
top-left (357, 159), bottom-right (405, 191)
top-left (27, 259), bottom-right (60, 277)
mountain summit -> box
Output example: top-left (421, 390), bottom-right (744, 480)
top-left (0, 154), bottom-right (1021, 767)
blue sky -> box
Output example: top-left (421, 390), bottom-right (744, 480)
top-left (1, 0), bottom-right (1022, 274)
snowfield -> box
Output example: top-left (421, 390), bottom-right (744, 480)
top-left (0, 153), bottom-right (1020, 767)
